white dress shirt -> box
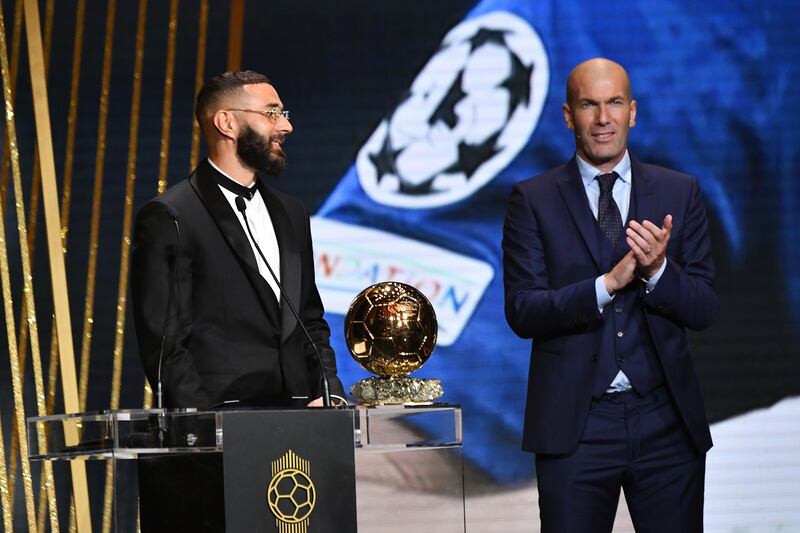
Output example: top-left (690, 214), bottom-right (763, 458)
top-left (576, 151), bottom-right (666, 392)
top-left (208, 158), bottom-right (282, 304)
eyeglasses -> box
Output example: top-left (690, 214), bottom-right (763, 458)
top-left (226, 107), bottom-right (290, 122)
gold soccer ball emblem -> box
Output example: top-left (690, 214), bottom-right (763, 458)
top-left (344, 281), bottom-right (437, 377)
top-left (267, 468), bottom-right (316, 524)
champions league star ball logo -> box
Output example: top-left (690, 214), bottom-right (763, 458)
top-left (357, 11), bottom-right (549, 209)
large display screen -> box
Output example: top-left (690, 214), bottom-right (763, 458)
top-left (281, 1), bottom-right (799, 529)
top-left (0, 0), bottom-right (796, 530)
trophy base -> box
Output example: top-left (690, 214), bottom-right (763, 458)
top-left (350, 376), bottom-right (443, 406)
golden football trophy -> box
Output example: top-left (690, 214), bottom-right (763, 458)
top-left (345, 281), bottom-right (443, 405)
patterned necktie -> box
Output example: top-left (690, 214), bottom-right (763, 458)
top-left (596, 172), bottom-right (623, 246)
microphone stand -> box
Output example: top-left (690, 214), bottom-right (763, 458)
top-left (156, 205), bottom-right (181, 445)
top-left (234, 195), bottom-right (332, 407)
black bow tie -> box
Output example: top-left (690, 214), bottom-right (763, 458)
top-left (212, 170), bottom-right (259, 200)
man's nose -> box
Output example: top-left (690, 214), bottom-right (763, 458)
top-left (280, 116), bottom-right (294, 134)
top-left (596, 105), bottom-right (610, 125)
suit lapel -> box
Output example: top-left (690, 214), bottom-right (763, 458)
top-left (190, 161), bottom-right (280, 322)
top-left (258, 180), bottom-right (300, 343)
top-left (630, 156), bottom-right (660, 228)
top-left (556, 158), bottom-right (602, 272)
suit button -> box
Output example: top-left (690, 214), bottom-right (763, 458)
top-left (617, 356), bottom-right (625, 363)
top-left (657, 305), bottom-right (665, 311)
top-left (615, 307), bottom-right (623, 313)
top-left (617, 331), bottom-right (624, 338)
top-left (591, 354), bottom-right (599, 362)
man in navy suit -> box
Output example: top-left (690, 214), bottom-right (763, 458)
top-left (503, 58), bottom-right (717, 532)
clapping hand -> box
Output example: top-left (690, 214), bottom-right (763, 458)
top-left (626, 215), bottom-right (672, 279)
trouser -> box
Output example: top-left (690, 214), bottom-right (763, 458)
top-left (535, 386), bottom-right (705, 533)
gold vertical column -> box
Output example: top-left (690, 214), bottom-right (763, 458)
top-left (145, 0), bottom-right (185, 408)
top-left (0, 409), bottom-right (11, 532)
top-left (0, 217), bottom-right (33, 531)
top-left (0, 7), bottom-right (23, 524)
top-left (64, 0), bottom-right (87, 412)
top-left (41, 0), bottom-right (86, 531)
top-left (16, 0), bottom-right (53, 398)
top-left (0, 2), bottom-right (38, 529)
top-left (78, 0), bottom-right (116, 423)
top-left (227, 0), bottom-right (245, 71)
top-left (6, 0), bottom-right (53, 514)
top-left (9, 0), bottom-right (61, 528)
top-left (101, 2), bottom-right (147, 532)
top-left (156, 0), bottom-right (179, 194)
top-left (188, 0), bottom-right (208, 173)
top-left (22, 0), bottom-right (91, 531)
top-left (0, 0), bottom-right (22, 207)
top-left (9, 5), bottom-right (55, 529)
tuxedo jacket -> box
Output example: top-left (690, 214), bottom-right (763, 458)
top-left (503, 155), bottom-right (718, 455)
top-left (131, 160), bottom-right (344, 408)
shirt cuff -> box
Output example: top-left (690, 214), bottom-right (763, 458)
top-left (595, 275), bottom-right (614, 313)
top-left (643, 258), bottom-right (668, 293)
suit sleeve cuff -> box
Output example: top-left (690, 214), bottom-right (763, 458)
top-left (642, 258), bottom-right (668, 293)
top-left (595, 275), bottom-right (614, 313)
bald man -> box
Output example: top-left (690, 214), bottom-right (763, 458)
top-left (131, 71), bottom-right (345, 531)
top-left (503, 58), bottom-right (717, 532)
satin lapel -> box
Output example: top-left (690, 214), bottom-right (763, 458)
top-left (190, 162), bottom-right (280, 319)
top-left (192, 161), bottom-right (260, 271)
top-left (258, 181), bottom-right (300, 343)
top-left (630, 156), bottom-right (659, 228)
top-left (556, 158), bottom-right (602, 272)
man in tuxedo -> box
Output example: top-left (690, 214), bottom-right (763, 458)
top-left (131, 70), bottom-right (345, 531)
top-left (132, 69), bottom-right (344, 409)
top-left (503, 58), bottom-right (717, 532)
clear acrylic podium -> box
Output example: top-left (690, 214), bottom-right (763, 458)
top-left (28, 405), bottom-right (465, 532)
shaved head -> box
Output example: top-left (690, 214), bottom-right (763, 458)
top-left (566, 58), bottom-right (631, 105)
top-left (561, 57), bottom-right (637, 172)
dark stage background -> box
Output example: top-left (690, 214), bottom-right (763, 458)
top-left (0, 0), bottom-right (798, 530)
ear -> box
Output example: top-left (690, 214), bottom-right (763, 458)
top-left (212, 109), bottom-right (239, 141)
top-left (628, 99), bottom-right (637, 128)
top-left (562, 102), bottom-right (574, 129)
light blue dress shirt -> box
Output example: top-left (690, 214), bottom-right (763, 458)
top-left (575, 151), bottom-right (667, 392)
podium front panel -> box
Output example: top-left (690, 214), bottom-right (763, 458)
top-left (222, 409), bottom-right (357, 533)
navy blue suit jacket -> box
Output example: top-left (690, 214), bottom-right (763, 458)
top-left (503, 155), bottom-right (717, 455)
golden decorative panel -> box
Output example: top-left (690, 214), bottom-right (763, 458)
top-left (0, 1), bottom-right (247, 531)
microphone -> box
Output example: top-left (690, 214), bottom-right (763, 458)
top-left (157, 204), bottom-right (181, 416)
top-left (234, 195), bottom-right (332, 407)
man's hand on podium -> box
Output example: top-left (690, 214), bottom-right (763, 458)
top-left (307, 396), bottom-right (349, 407)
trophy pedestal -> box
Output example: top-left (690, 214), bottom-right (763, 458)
top-left (350, 376), bottom-right (443, 406)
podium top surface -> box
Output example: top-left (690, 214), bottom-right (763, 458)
top-left (28, 404), bottom-right (462, 461)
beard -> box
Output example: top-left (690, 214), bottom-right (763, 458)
top-left (236, 124), bottom-right (287, 176)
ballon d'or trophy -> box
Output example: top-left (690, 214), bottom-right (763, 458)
top-left (345, 281), bottom-right (443, 405)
